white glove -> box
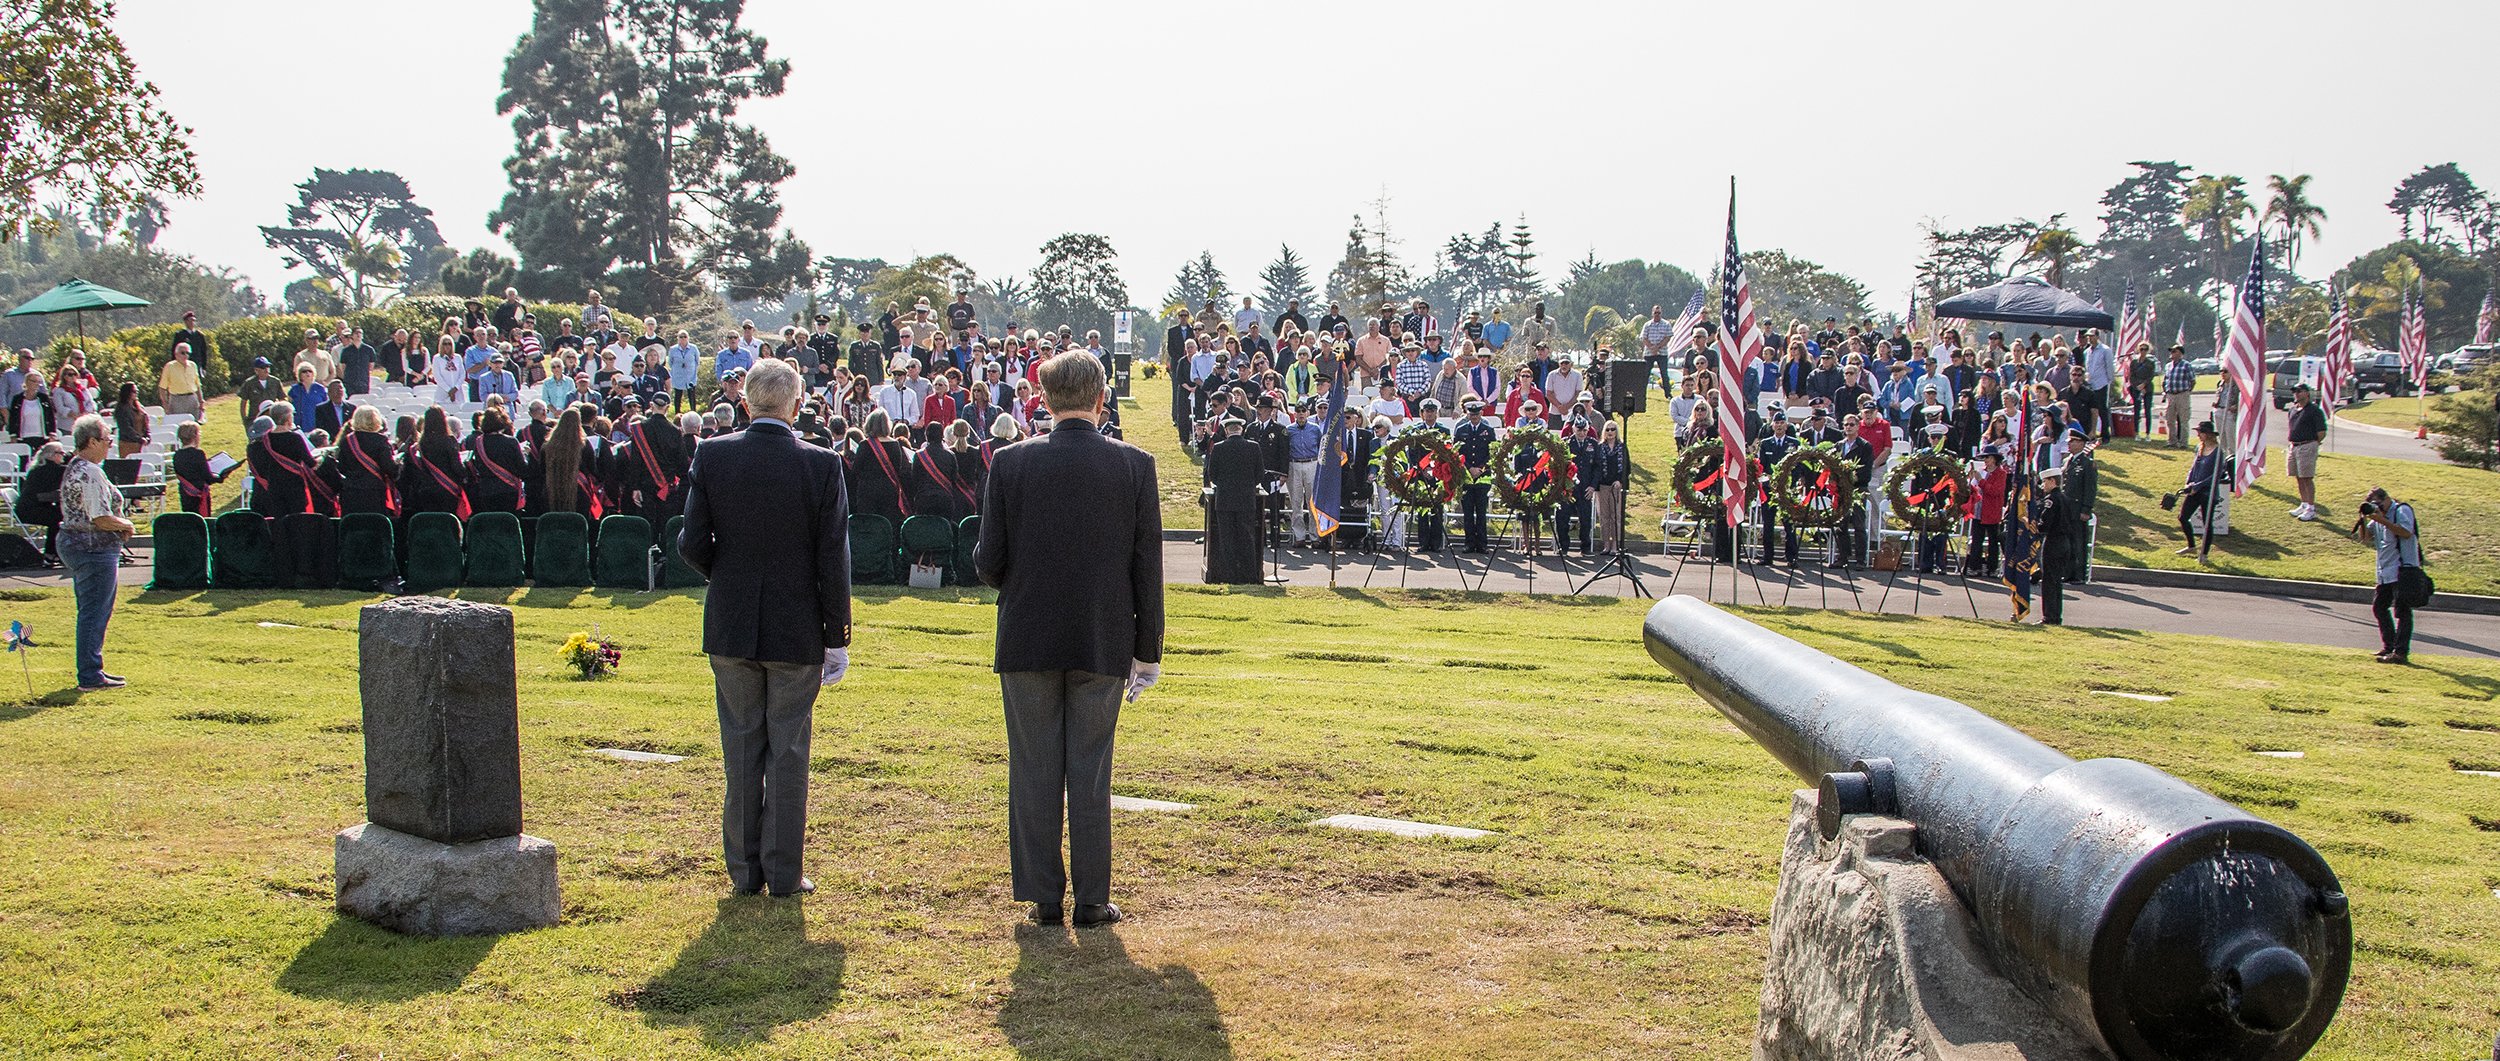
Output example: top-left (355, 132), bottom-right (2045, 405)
top-left (1124, 660), bottom-right (1161, 703)
top-left (821, 647), bottom-right (849, 687)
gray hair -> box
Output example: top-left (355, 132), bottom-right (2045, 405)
top-left (677, 412), bottom-right (704, 436)
top-left (744, 358), bottom-right (803, 419)
top-left (71, 413), bottom-right (110, 452)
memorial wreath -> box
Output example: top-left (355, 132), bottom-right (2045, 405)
top-left (1768, 444), bottom-right (1857, 529)
top-left (1376, 427), bottom-right (1463, 508)
top-left (1883, 451), bottom-right (1969, 533)
top-left (1671, 439), bottom-right (1731, 520)
top-left (1489, 423), bottom-right (1576, 512)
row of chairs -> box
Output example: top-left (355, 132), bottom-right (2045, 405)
top-left (149, 511), bottom-right (698, 592)
top-left (144, 510), bottom-right (982, 592)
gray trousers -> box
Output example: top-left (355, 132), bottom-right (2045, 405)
top-left (1001, 670), bottom-right (1123, 905)
top-left (711, 655), bottom-right (819, 894)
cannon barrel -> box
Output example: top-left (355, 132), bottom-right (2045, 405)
top-left (1643, 596), bottom-right (2349, 1061)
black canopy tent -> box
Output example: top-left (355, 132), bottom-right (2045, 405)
top-left (1933, 276), bottom-right (2116, 332)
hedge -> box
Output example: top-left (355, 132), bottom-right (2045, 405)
top-left (43, 333), bottom-right (152, 403)
top-left (110, 322), bottom-right (233, 398)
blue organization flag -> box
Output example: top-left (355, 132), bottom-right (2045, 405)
top-left (1308, 350), bottom-right (1355, 538)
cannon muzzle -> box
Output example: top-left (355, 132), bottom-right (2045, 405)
top-left (1643, 596), bottom-right (2348, 1061)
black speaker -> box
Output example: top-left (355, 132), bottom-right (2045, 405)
top-left (1607, 359), bottom-right (1651, 414)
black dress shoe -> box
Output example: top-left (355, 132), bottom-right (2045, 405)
top-left (1073, 903), bottom-right (1122, 927)
top-left (768, 877), bottom-right (815, 897)
top-left (1029, 902), bottom-right (1064, 925)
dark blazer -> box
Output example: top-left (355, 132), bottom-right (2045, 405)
top-left (1203, 435), bottom-right (1265, 513)
top-left (974, 420), bottom-right (1163, 677)
top-left (677, 420), bottom-right (852, 665)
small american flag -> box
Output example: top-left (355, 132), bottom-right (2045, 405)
top-left (2090, 283), bottom-right (2106, 311)
top-left (1715, 182), bottom-right (1763, 529)
top-left (2221, 235), bottom-right (2269, 496)
top-left (2321, 287), bottom-right (2351, 409)
top-left (2116, 278), bottom-right (2146, 363)
top-left (1667, 288), bottom-right (1708, 357)
top-left (2476, 286), bottom-right (2497, 346)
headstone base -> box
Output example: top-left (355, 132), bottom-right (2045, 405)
top-left (335, 822), bottom-right (561, 936)
top-left (1755, 791), bottom-right (2108, 1061)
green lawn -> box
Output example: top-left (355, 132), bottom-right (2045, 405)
top-left (0, 585), bottom-right (2494, 1058)
top-left (2339, 393), bottom-right (2477, 433)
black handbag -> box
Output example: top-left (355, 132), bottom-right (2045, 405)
top-left (2397, 565), bottom-right (2435, 609)
top-left (2159, 491), bottom-right (2178, 511)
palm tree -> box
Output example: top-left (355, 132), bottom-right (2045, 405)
top-left (2350, 255), bottom-right (2446, 349)
top-left (2263, 174), bottom-right (2329, 278)
top-left (2182, 175), bottom-right (2254, 321)
top-left (2021, 227), bottom-right (2086, 287)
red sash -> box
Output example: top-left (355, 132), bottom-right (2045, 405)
top-left (627, 421), bottom-right (671, 501)
top-left (178, 474), bottom-right (212, 516)
top-left (575, 472), bottom-right (607, 520)
top-left (417, 451), bottom-right (471, 521)
top-left (917, 448), bottom-right (975, 508)
top-left (343, 434), bottom-right (401, 517)
top-left (470, 432), bottom-right (525, 510)
top-left (260, 436), bottom-right (338, 515)
top-left (866, 440), bottom-right (912, 516)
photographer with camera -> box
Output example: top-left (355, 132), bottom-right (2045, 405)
top-left (2353, 487), bottom-right (2422, 664)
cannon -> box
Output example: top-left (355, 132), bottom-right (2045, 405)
top-left (1642, 596), bottom-right (2348, 1061)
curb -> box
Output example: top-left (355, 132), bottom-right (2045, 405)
top-left (2328, 411), bottom-right (2423, 439)
top-left (2090, 564), bottom-right (2500, 616)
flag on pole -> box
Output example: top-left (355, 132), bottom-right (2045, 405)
top-left (2116, 278), bottom-right (2146, 363)
top-left (2476, 286), bottom-right (2496, 346)
top-left (2400, 286), bottom-right (2429, 392)
top-left (1715, 181), bottom-right (1763, 530)
top-left (2321, 286), bottom-right (2352, 409)
top-left (2003, 393), bottom-right (2036, 621)
top-left (2175, 319), bottom-right (2189, 351)
top-left (2220, 234), bottom-right (2269, 496)
top-left (1666, 288), bottom-right (1708, 358)
top-left (2090, 283), bottom-right (2106, 311)
top-left (1308, 346), bottom-right (1355, 539)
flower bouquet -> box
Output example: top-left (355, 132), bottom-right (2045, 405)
top-left (559, 630), bottom-right (622, 680)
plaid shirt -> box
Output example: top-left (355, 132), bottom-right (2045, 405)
top-left (2161, 358), bottom-right (2197, 395)
top-left (1394, 357), bottom-right (1431, 396)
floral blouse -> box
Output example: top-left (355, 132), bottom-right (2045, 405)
top-left (57, 456), bottom-right (128, 554)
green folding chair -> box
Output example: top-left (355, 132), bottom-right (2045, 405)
top-left (403, 512), bottom-right (466, 592)
top-left (459, 511), bottom-right (523, 587)
top-left (335, 513), bottom-right (397, 591)
top-left (532, 511), bottom-right (591, 586)
top-left (148, 512), bottom-right (211, 590)
top-left (659, 514), bottom-right (706, 587)
top-left (848, 514), bottom-right (896, 586)
top-left (209, 511), bottom-right (279, 590)
top-left (953, 515), bottom-right (981, 587)
top-left (898, 514), bottom-right (956, 588)
top-left (593, 515), bottom-right (654, 589)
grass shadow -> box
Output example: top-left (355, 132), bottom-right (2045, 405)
top-left (276, 916), bottom-right (497, 1002)
top-left (620, 897), bottom-right (845, 1047)
top-left (1810, 628), bottom-right (1927, 661)
top-left (999, 923), bottom-right (1231, 1060)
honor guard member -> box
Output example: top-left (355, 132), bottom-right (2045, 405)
top-left (1334, 405), bottom-right (1376, 547)
top-left (1453, 398), bottom-right (1498, 554)
top-left (1559, 415), bottom-right (1600, 554)
top-left (1245, 395), bottom-right (1291, 547)
top-left (1753, 409), bottom-right (1801, 565)
top-left (1201, 417), bottom-right (1266, 584)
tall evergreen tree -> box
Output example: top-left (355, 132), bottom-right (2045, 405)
top-left (1256, 245), bottom-right (1316, 318)
top-left (489, 0), bottom-right (811, 314)
top-left (1164, 250), bottom-right (1227, 313)
top-left (1326, 215), bottom-right (1406, 319)
top-left (1504, 215), bottom-right (1542, 302)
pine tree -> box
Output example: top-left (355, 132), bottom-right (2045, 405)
top-left (1326, 215), bottom-right (1406, 319)
top-left (1257, 245), bottom-right (1316, 319)
top-left (1164, 251), bottom-right (1227, 314)
top-left (489, 0), bottom-right (811, 314)
top-left (1505, 215), bottom-right (1542, 301)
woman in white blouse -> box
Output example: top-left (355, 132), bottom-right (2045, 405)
top-left (427, 335), bottom-right (464, 406)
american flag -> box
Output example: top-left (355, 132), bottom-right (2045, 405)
top-left (2090, 283), bottom-right (2106, 311)
top-left (2116, 278), bottom-right (2147, 363)
top-left (1667, 288), bottom-right (1708, 357)
top-left (2476, 286), bottom-right (2497, 346)
top-left (519, 332), bottom-right (543, 360)
top-left (2400, 286), bottom-right (2429, 391)
top-left (1715, 183), bottom-right (1763, 530)
top-left (2220, 234), bottom-right (2269, 496)
top-left (2321, 286), bottom-right (2352, 409)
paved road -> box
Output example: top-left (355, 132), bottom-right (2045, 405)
top-left (1167, 541), bottom-right (2500, 661)
top-left (16, 537), bottom-right (2492, 663)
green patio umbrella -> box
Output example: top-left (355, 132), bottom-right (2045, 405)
top-left (5, 278), bottom-right (153, 357)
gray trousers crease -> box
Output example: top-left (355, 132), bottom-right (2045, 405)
top-left (1001, 670), bottom-right (1123, 905)
top-left (711, 655), bottom-right (819, 893)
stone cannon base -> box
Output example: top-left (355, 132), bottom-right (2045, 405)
top-left (335, 823), bottom-right (561, 936)
top-left (1754, 791), bottom-right (2107, 1061)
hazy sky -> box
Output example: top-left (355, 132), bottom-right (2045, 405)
top-left (115, 0), bottom-right (2499, 315)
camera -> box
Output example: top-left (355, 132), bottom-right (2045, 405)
top-left (2357, 500), bottom-right (2379, 517)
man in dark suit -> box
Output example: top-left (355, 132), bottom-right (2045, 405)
top-left (1165, 311), bottom-right (1195, 446)
top-left (1202, 418), bottom-right (1266, 583)
top-left (974, 351), bottom-right (1164, 928)
top-left (676, 359), bottom-right (853, 899)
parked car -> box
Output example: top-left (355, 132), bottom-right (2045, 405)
top-left (2269, 353), bottom-right (2320, 409)
top-left (2455, 344), bottom-right (2493, 369)
top-left (2353, 350), bottom-right (2412, 397)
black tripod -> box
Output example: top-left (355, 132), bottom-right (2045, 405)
top-left (1574, 411), bottom-right (1651, 597)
